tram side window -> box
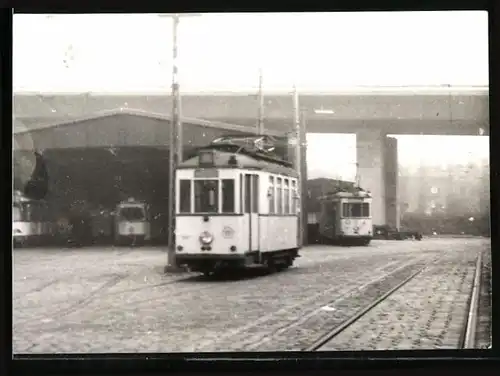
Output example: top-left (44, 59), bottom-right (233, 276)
top-left (240, 174), bottom-right (244, 213)
top-left (284, 179), bottom-right (290, 214)
top-left (291, 180), bottom-right (297, 214)
top-left (252, 175), bottom-right (259, 213)
top-left (268, 176), bottom-right (275, 214)
top-left (179, 180), bottom-right (191, 213)
top-left (276, 178), bottom-right (283, 214)
top-left (221, 179), bottom-right (235, 213)
top-left (194, 179), bottom-right (219, 213)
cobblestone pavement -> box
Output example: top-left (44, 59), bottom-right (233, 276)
top-left (13, 238), bottom-right (489, 353)
top-left (318, 242), bottom-right (488, 351)
top-left (13, 247), bottom-right (190, 315)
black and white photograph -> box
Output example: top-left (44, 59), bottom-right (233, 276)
top-left (12, 11), bottom-right (491, 354)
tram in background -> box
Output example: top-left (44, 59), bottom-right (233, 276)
top-left (114, 198), bottom-right (151, 246)
top-left (317, 187), bottom-right (373, 246)
top-left (174, 135), bottom-right (301, 276)
top-left (12, 190), bottom-right (55, 247)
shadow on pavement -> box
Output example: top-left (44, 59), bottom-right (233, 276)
top-left (178, 266), bottom-right (298, 283)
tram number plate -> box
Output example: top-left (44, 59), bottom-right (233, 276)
top-left (194, 169), bottom-right (219, 178)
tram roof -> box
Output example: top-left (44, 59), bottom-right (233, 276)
top-left (188, 138), bottom-right (292, 167)
top-left (178, 149), bottom-right (299, 177)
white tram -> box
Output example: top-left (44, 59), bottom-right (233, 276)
top-left (174, 135), bottom-right (301, 275)
top-left (12, 190), bottom-right (55, 247)
top-left (318, 187), bottom-right (373, 246)
top-left (114, 198), bottom-right (151, 246)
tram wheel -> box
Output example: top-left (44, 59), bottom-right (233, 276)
top-left (201, 268), bottom-right (218, 278)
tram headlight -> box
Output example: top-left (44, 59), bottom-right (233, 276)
top-left (199, 231), bottom-right (213, 245)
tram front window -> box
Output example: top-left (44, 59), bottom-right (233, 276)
top-left (179, 180), bottom-right (191, 213)
top-left (194, 179), bottom-right (219, 213)
top-left (221, 179), bottom-right (235, 213)
top-left (342, 202), bottom-right (370, 218)
top-left (118, 207), bottom-right (145, 221)
top-left (13, 204), bottom-right (23, 222)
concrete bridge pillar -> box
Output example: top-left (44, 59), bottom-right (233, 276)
top-left (356, 129), bottom-right (400, 228)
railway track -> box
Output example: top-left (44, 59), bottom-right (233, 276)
top-left (306, 252), bottom-right (484, 351)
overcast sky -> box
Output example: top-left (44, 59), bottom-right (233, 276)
top-left (13, 11), bottom-right (489, 181)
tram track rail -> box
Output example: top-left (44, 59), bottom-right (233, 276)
top-left (460, 251), bottom-right (482, 349)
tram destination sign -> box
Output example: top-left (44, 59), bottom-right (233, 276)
top-left (194, 169), bottom-right (219, 178)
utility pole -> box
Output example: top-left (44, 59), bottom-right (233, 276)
top-left (292, 85), bottom-right (301, 179)
top-left (161, 13), bottom-right (200, 273)
top-left (299, 107), bottom-right (308, 246)
top-left (257, 69), bottom-right (265, 135)
top-left (170, 14), bottom-right (182, 166)
top-left (292, 85), bottom-right (307, 246)
top-left (166, 14), bottom-right (181, 272)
